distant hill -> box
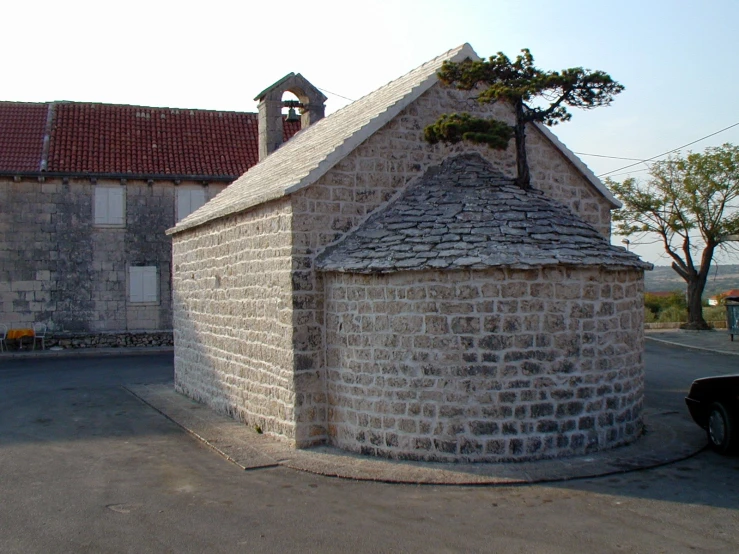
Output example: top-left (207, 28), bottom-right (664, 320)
top-left (645, 264), bottom-right (739, 299)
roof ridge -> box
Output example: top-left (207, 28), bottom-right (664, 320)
top-left (47, 100), bottom-right (258, 116)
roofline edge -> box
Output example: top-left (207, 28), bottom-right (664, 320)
top-left (169, 43), bottom-right (480, 236)
top-left (533, 122), bottom-right (621, 209)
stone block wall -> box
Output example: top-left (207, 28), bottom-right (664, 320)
top-left (171, 199), bottom-right (299, 443)
top-left (322, 267), bottom-right (645, 462)
top-left (46, 330), bottom-right (173, 349)
top-left (0, 176), bottom-right (223, 332)
top-left (288, 82), bottom-right (616, 446)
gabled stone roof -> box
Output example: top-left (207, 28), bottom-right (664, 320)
top-left (316, 153), bottom-right (651, 273)
top-left (168, 43), bottom-right (478, 234)
top-left (169, 43), bottom-right (621, 236)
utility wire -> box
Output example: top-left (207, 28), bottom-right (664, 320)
top-left (601, 168), bottom-right (651, 178)
top-left (575, 153), bottom-right (647, 162)
top-left (311, 90), bottom-right (738, 181)
top-left (596, 121), bottom-right (739, 178)
top-left (317, 87), bottom-right (356, 103)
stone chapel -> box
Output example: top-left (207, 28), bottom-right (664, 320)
top-left (167, 44), bottom-right (651, 462)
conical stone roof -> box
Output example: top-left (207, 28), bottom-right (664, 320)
top-left (316, 153), bottom-right (651, 273)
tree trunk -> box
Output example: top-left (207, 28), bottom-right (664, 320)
top-left (514, 100), bottom-right (530, 189)
top-left (683, 275), bottom-right (710, 330)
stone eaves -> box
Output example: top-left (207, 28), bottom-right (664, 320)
top-left (315, 153), bottom-right (651, 274)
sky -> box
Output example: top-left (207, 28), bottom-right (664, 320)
top-left (5, 0), bottom-right (739, 266)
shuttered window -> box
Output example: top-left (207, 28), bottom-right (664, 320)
top-left (176, 187), bottom-right (207, 222)
top-left (129, 266), bottom-right (158, 303)
top-left (94, 186), bottom-right (125, 226)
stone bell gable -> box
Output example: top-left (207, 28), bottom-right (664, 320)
top-left (168, 44), bottom-right (649, 460)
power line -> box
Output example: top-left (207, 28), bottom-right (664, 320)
top-left (601, 168), bottom-right (651, 179)
top-left (597, 121), bottom-right (739, 178)
top-left (575, 153), bottom-right (647, 162)
top-left (316, 87), bottom-right (356, 103)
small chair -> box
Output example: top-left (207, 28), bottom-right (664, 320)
top-left (32, 323), bottom-right (47, 350)
top-left (0, 323), bottom-right (7, 352)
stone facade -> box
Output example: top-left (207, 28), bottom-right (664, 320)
top-left (323, 267), bottom-right (645, 462)
top-left (44, 330), bottom-right (173, 349)
top-left (287, 84), bottom-right (615, 445)
top-left (171, 78), bottom-right (633, 453)
top-left (171, 199), bottom-right (299, 442)
top-left (0, 176), bottom-right (224, 332)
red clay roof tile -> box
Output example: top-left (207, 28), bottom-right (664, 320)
top-left (0, 101), bottom-right (301, 177)
top-left (0, 102), bottom-right (49, 171)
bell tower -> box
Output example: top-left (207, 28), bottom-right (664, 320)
top-left (254, 73), bottom-right (327, 161)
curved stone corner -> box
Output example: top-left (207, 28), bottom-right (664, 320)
top-left (324, 267), bottom-right (645, 462)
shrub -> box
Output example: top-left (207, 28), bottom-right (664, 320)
top-left (657, 306), bottom-right (688, 323)
top-left (644, 292), bottom-right (686, 321)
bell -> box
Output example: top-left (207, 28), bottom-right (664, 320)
top-left (286, 107), bottom-right (300, 122)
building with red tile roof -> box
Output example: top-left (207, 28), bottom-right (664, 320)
top-left (0, 101), bottom-right (300, 176)
top-left (708, 289), bottom-right (739, 305)
top-left (0, 102), bottom-right (49, 172)
top-left (0, 93), bottom-right (309, 338)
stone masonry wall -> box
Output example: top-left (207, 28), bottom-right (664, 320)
top-left (0, 176), bottom-right (223, 332)
top-left (288, 82), bottom-right (616, 446)
top-left (323, 267), bottom-right (645, 462)
top-left (171, 199), bottom-right (298, 443)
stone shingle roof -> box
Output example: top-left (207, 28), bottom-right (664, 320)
top-left (316, 153), bottom-right (651, 273)
top-left (0, 101), bottom-right (300, 177)
top-left (168, 43), bottom-right (478, 234)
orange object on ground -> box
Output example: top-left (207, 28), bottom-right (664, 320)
top-left (7, 328), bottom-right (34, 340)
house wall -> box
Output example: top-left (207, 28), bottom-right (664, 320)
top-left (171, 199), bottom-right (299, 443)
top-left (323, 267), bottom-right (645, 462)
top-left (0, 176), bottom-right (223, 332)
top-left (288, 82), bottom-right (616, 446)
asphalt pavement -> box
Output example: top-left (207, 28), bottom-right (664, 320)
top-left (2, 338), bottom-right (738, 553)
top-left (4, 328), bottom-right (735, 484)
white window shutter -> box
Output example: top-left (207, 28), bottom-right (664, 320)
top-left (177, 187), bottom-right (206, 221)
top-left (129, 266), bottom-right (158, 303)
top-left (108, 187), bottom-right (124, 225)
top-left (191, 188), bottom-right (206, 214)
top-left (129, 267), bottom-right (144, 302)
top-left (177, 189), bottom-right (191, 222)
top-left (142, 267), bottom-right (158, 302)
top-left (94, 188), bottom-right (109, 224)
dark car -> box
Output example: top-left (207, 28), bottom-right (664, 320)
top-left (685, 375), bottom-right (739, 454)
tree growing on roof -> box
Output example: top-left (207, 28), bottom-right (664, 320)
top-left (608, 143), bottom-right (739, 330)
top-left (424, 49), bottom-right (624, 189)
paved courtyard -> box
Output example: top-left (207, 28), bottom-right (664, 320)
top-left (1, 343), bottom-right (738, 553)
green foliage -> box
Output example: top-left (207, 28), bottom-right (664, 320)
top-left (644, 292), bottom-right (688, 323)
top-left (657, 306), bottom-right (688, 323)
top-left (644, 292), bottom-right (686, 315)
top-left (435, 49), bottom-right (624, 126)
top-left (643, 293), bottom-right (729, 323)
top-left (425, 48), bottom-right (623, 188)
top-left (644, 292), bottom-right (686, 322)
top-left (424, 113), bottom-right (513, 149)
top-left (609, 144), bottom-right (739, 244)
top-left (609, 143), bottom-right (739, 328)
top-left (703, 305), bottom-right (726, 321)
